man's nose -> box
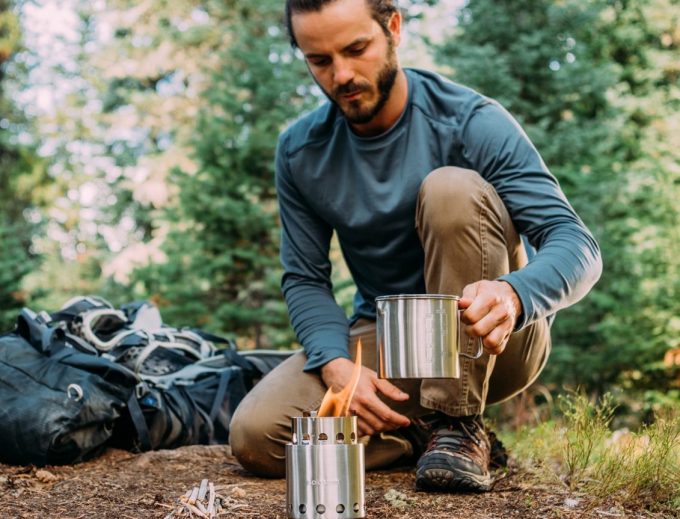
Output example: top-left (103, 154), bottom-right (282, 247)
top-left (333, 57), bottom-right (355, 86)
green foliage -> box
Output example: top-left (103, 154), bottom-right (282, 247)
top-left (559, 392), bottom-right (616, 483)
top-left (129, 0), bottom-right (317, 347)
top-left (0, 1), bottom-right (44, 330)
top-left (506, 393), bottom-right (680, 514)
top-left (432, 0), bottom-right (680, 397)
top-left (591, 412), bottom-right (680, 512)
top-left (0, 221), bottom-right (33, 328)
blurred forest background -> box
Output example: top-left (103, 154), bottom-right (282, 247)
top-left (1, 0), bottom-right (678, 420)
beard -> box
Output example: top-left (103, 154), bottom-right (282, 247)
top-left (318, 42), bottom-right (399, 125)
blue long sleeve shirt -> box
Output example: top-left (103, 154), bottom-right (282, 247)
top-left (275, 68), bottom-right (602, 371)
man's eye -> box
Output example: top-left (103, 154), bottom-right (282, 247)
top-left (309, 58), bottom-right (330, 67)
top-left (348, 46), bottom-right (367, 55)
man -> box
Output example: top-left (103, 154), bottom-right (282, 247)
top-left (230, 0), bottom-right (602, 492)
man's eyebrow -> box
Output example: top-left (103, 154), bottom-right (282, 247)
top-left (342, 36), bottom-right (372, 52)
top-left (303, 36), bottom-right (373, 59)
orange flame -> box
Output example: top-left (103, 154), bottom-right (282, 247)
top-left (317, 339), bottom-right (363, 417)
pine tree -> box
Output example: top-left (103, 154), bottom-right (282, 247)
top-left (129, 0), bottom-right (317, 348)
top-left (0, 0), bottom-right (45, 329)
top-left (432, 0), bottom-right (680, 397)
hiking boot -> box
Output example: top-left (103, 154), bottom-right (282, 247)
top-left (487, 429), bottom-right (508, 470)
top-left (415, 413), bottom-right (492, 492)
top-left (396, 414), bottom-right (442, 462)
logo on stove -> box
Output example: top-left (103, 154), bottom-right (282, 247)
top-left (307, 479), bottom-right (340, 486)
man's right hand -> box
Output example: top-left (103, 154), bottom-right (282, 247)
top-left (320, 357), bottom-right (411, 436)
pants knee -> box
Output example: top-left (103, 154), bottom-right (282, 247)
top-left (230, 401), bottom-right (287, 478)
top-left (418, 166), bottom-right (490, 236)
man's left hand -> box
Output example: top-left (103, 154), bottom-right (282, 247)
top-left (459, 280), bottom-right (522, 356)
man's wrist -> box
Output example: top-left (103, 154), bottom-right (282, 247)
top-left (320, 357), bottom-right (352, 387)
top-left (500, 280), bottom-right (523, 323)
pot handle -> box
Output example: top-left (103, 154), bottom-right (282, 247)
top-left (458, 311), bottom-right (484, 359)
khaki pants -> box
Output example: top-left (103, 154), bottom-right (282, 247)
top-left (230, 167), bottom-right (551, 477)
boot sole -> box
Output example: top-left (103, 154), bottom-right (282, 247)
top-left (415, 467), bottom-right (492, 493)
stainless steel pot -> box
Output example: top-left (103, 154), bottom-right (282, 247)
top-left (376, 294), bottom-right (483, 379)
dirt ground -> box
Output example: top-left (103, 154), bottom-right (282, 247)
top-left (0, 445), bottom-right (670, 519)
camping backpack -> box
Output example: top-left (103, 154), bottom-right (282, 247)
top-left (0, 309), bottom-right (138, 465)
top-left (0, 296), bottom-right (293, 465)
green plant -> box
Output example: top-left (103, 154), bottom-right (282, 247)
top-left (504, 392), bottom-right (680, 514)
top-left (559, 392), bottom-right (616, 485)
top-left (589, 412), bottom-right (680, 513)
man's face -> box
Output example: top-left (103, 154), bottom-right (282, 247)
top-left (291, 0), bottom-right (401, 125)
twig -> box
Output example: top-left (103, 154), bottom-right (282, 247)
top-left (198, 479), bottom-right (209, 501)
top-left (208, 482), bottom-right (216, 518)
top-left (183, 502), bottom-right (209, 518)
top-left (196, 501), bottom-right (209, 515)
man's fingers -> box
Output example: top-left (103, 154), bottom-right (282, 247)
top-left (481, 325), bottom-right (509, 355)
top-left (352, 384), bottom-right (410, 430)
top-left (462, 292), bottom-right (501, 325)
top-left (351, 400), bottom-right (392, 434)
top-left (358, 420), bottom-right (375, 437)
top-left (459, 282), bottom-right (480, 309)
top-left (374, 378), bottom-right (409, 402)
top-left (466, 304), bottom-right (511, 338)
top-left (373, 378), bottom-right (410, 427)
top-left (356, 409), bottom-right (382, 434)
top-left (457, 279), bottom-right (521, 357)
top-left (465, 315), bottom-right (511, 355)
top-left (363, 397), bottom-right (410, 429)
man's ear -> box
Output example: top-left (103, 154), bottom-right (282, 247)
top-left (388, 10), bottom-right (402, 47)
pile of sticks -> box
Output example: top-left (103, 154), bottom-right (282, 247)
top-left (163, 479), bottom-right (249, 518)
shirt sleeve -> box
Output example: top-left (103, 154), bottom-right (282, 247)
top-left (275, 133), bottom-right (351, 371)
top-left (459, 100), bottom-right (602, 329)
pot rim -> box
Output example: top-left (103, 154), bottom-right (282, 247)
top-left (375, 293), bottom-right (460, 302)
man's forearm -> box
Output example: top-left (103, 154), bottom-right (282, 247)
top-left (282, 275), bottom-right (351, 371)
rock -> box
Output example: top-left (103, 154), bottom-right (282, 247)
top-left (231, 486), bottom-right (247, 498)
top-left (564, 497), bottom-right (580, 508)
top-left (384, 488), bottom-right (412, 509)
top-left (34, 469), bottom-right (58, 483)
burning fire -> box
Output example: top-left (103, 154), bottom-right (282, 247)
top-left (317, 339), bottom-right (362, 417)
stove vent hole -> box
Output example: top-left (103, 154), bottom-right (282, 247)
top-left (318, 433), bottom-right (328, 442)
top-left (299, 504), bottom-right (307, 514)
top-left (336, 504), bottom-right (345, 513)
top-left (350, 432), bottom-right (356, 442)
top-left (302, 433), bottom-right (311, 444)
top-left (292, 433), bottom-right (297, 444)
top-left (316, 504), bottom-right (326, 514)
top-left (353, 503), bottom-right (360, 513)
top-left (336, 432), bottom-right (345, 443)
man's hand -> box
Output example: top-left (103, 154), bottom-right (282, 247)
top-left (459, 280), bottom-right (522, 356)
top-left (320, 357), bottom-right (410, 436)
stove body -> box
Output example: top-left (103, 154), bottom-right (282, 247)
top-left (285, 413), bottom-right (365, 519)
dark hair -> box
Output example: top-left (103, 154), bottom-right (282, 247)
top-left (284, 0), bottom-right (399, 48)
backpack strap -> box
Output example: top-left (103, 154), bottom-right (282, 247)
top-left (50, 295), bottom-right (113, 323)
top-left (127, 387), bottom-right (152, 452)
top-left (17, 308), bottom-right (64, 354)
top-left (209, 369), bottom-right (233, 421)
top-left (186, 328), bottom-right (238, 351)
top-left (77, 308), bottom-right (134, 352)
